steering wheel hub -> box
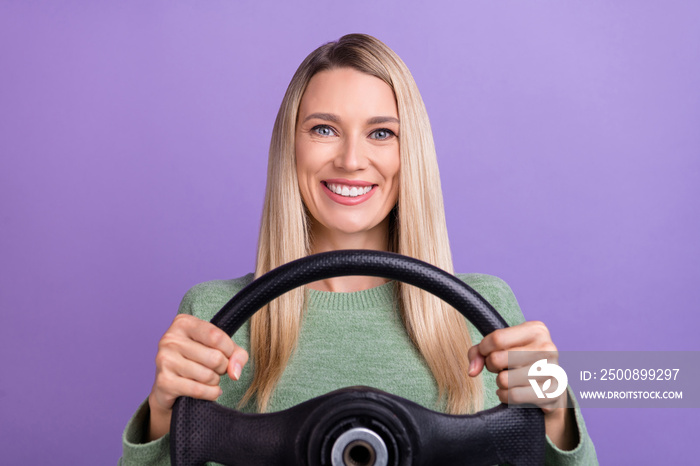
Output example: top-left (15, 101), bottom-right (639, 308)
top-left (301, 387), bottom-right (413, 466)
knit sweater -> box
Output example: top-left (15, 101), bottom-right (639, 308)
top-left (120, 273), bottom-right (598, 465)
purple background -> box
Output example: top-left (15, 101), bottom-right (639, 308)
top-left (1, 1), bottom-right (698, 463)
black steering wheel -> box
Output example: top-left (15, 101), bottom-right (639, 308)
top-left (170, 250), bottom-right (544, 465)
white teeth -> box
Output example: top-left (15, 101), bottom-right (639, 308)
top-left (326, 183), bottom-right (373, 197)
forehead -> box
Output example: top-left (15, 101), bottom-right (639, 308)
top-left (299, 68), bottom-right (398, 119)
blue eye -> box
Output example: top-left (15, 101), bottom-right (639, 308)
top-left (370, 129), bottom-right (395, 140)
top-left (312, 125), bottom-right (336, 137)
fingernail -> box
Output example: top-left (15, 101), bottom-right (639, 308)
top-left (468, 359), bottom-right (477, 375)
top-left (233, 363), bottom-right (242, 380)
top-left (218, 388), bottom-right (223, 397)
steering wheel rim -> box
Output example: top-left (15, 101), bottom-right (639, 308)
top-left (171, 250), bottom-right (544, 466)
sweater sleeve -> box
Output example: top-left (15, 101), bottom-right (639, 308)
top-left (119, 276), bottom-right (253, 466)
top-left (118, 400), bottom-right (171, 466)
top-left (458, 273), bottom-right (598, 465)
top-left (118, 285), bottom-right (199, 466)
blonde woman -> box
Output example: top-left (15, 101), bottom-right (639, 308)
top-left (121, 34), bottom-right (597, 464)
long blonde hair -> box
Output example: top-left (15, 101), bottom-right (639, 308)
top-left (243, 33), bottom-right (483, 414)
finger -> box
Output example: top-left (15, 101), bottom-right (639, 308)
top-left (171, 376), bottom-right (224, 402)
top-left (151, 371), bottom-right (223, 411)
top-left (467, 344), bottom-right (485, 377)
top-left (496, 386), bottom-right (565, 412)
top-left (185, 341), bottom-right (231, 374)
top-left (489, 350), bottom-right (558, 378)
top-left (173, 355), bottom-right (222, 387)
top-left (227, 342), bottom-right (250, 381)
top-left (174, 314), bottom-right (235, 358)
top-left (478, 321), bottom-right (552, 356)
top-left (484, 350), bottom-right (509, 373)
top-left (496, 366), bottom-right (534, 390)
top-left (507, 350), bottom-right (560, 373)
top-left (160, 333), bottom-right (230, 375)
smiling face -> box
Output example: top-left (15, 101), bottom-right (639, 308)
top-left (295, 67), bottom-right (400, 251)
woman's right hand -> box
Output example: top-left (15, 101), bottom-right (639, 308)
top-left (146, 314), bottom-right (249, 441)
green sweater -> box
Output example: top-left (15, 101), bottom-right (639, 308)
top-left (120, 273), bottom-right (597, 465)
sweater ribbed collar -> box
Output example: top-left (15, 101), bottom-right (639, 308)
top-left (306, 280), bottom-right (397, 310)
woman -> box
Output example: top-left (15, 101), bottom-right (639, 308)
top-left (121, 34), bottom-right (597, 464)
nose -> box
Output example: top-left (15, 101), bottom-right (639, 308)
top-left (333, 136), bottom-right (368, 171)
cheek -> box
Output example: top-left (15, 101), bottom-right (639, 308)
top-left (390, 159), bottom-right (401, 203)
top-left (295, 140), bottom-right (320, 208)
top-left (295, 168), bottom-right (312, 209)
top-left (295, 138), bottom-right (322, 176)
top-left (385, 152), bottom-right (401, 190)
top-left (295, 140), bottom-right (311, 180)
top-left (294, 138), bottom-right (305, 176)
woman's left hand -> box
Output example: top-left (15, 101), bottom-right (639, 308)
top-left (467, 320), bottom-right (578, 450)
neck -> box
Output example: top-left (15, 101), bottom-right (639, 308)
top-left (307, 217), bottom-right (391, 292)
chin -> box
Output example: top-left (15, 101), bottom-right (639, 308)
top-left (333, 223), bottom-right (376, 236)
top-left (322, 216), bottom-right (380, 235)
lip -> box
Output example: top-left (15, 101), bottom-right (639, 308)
top-left (321, 180), bottom-right (377, 206)
top-left (322, 178), bottom-right (375, 187)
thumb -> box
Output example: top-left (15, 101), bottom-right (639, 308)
top-left (467, 344), bottom-right (485, 377)
top-left (227, 345), bottom-right (250, 381)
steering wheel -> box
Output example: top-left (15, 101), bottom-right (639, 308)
top-left (170, 250), bottom-right (544, 465)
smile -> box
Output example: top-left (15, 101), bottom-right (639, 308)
top-left (324, 182), bottom-right (374, 197)
top-left (321, 180), bottom-right (377, 206)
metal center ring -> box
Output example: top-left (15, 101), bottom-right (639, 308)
top-left (331, 427), bottom-right (388, 466)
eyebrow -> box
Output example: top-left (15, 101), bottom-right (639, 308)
top-left (367, 116), bottom-right (400, 125)
top-left (303, 112), bottom-right (340, 124)
top-left (302, 113), bottom-right (400, 125)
